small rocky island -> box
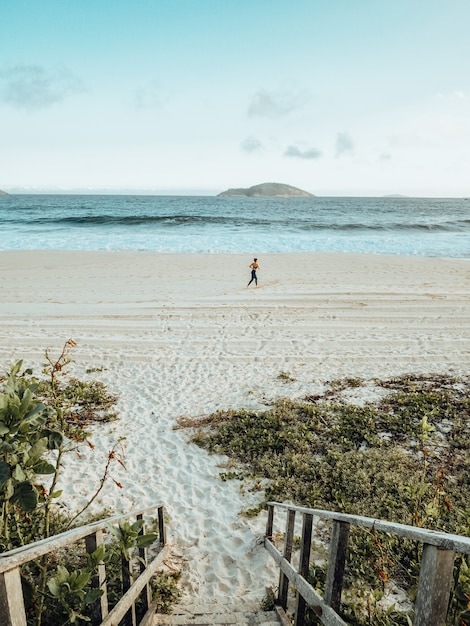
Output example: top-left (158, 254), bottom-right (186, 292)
top-left (217, 182), bottom-right (314, 197)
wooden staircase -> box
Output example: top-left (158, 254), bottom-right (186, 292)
top-left (153, 597), bottom-right (281, 625)
top-left (3, 502), bottom-right (470, 626)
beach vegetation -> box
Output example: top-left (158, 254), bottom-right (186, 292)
top-left (328, 376), bottom-right (364, 390)
top-left (0, 341), bottom-right (179, 625)
top-left (260, 587), bottom-right (276, 611)
top-left (85, 366), bottom-right (107, 374)
top-left (277, 370), bottom-right (296, 383)
top-left (153, 571), bottom-right (184, 614)
top-left (180, 373), bottom-right (470, 626)
top-left (37, 339), bottom-right (118, 440)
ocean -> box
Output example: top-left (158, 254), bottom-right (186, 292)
top-left (0, 194), bottom-right (469, 258)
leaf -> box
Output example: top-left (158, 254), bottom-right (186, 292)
top-left (84, 588), bottom-right (104, 605)
top-left (47, 579), bottom-right (61, 598)
top-left (136, 533), bottom-right (159, 548)
top-left (57, 565), bottom-right (70, 582)
top-left (92, 543), bottom-right (106, 563)
top-left (19, 388), bottom-right (32, 414)
top-left (10, 360), bottom-right (23, 377)
top-left (130, 519), bottom-right (145, 534)
top-left (73, 571), bottom-right (91, 591)
top-left (0, 461), bottom-right (11, 487)
top-left (106, 524), bottom-right (123, 540)
top-left (13, 465), bottom-right (26, 482)
top-left (11, 481), bottom-right (38, 512)
top-left (32, 459), bottom-right (56, 475)
top-left (28, 437), bottom-right (48, 462)
top-left (45, 429), bottom-right (64, 450)
top-left (49, 489), bottom-right (63, 499)
top-left (118, 519), bottom-right (132, 533)
top-left (425, 502), bottom-right (439, 518)
top-left (23, 402), bottom-right (46, 423)
top-left (0, 422), bottom-right (9, 436)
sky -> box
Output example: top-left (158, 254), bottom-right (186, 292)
top-left (1, 0), bottom-right (470, 196)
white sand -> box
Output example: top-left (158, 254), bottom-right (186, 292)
top-left (0, 251), bottom-right (469, 599)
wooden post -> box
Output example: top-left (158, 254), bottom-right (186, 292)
top-left (121, 555), bottom-right (137, 626)
top-left (279, 508), bottom-right (296, 610)
top-left (324, 520), bottom-right (350, 612)
top-left (0, 567), bottom-right (27, 626)
top-left (158, 506), bottom-right (166, 546)
top-left (294, 513), bottom-right (313, 626)
top-left (85, 530), bottom-right (109, 625)
top-left (414, 544), bottom-right (455, 626)
top-left (266, 504), bottom-right (274, 540)
top-left (137, 514), bottom-right (151, 613)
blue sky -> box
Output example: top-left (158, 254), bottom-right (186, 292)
top-left (1, 0), bottom-right (469, 195)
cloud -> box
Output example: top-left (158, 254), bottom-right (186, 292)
top-left (389, 133), bottom-right (435, 149)
top-left (247, 89), bottom-right (299, 118)
top-left (335, 131), bottom-right (354, 157)
top-left (0, 65), bottom-right (84, 110)
top-left (284, 145), bottom-right (322, 159)
top-left (379, 152), bottom-right (391, 161)
top-left (134, 80), bottom-right (164, 109)
top-left (436, 90), bottom-right (470, 101)
top-left (241, 136), bottom-right (263, 153)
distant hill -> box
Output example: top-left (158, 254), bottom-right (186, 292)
top-left (217, 182), bottom-right (314, 198)
top-left (0, 189), bottom-right (8, 195)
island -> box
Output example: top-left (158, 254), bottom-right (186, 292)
top-left (217, 182), bottom-right (315, 197)
top-left (0, 189), bottom-right (8, 195)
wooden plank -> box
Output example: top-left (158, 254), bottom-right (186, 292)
top-left (138, 601), bottom-right (160, 626)
top-left (266, 504), bottom-right (274, 539)
top-left (414, 544), bottom-right (455, 626)
top-left (324, 521), bottom-right (350, 612)
top-left (158, 506), bottom-right (167, 546)
top-left (101, 546), bottom-right (168, 626)
top-left (121, 556), bottom-right (136, 626)
top-left (265, 539), bottom-right (348, 626)
top-left (275, 604), bottom-right (293, 626)
top-left (267, 502), bottom-right (470, 554)
top-left (85, 529), bottom-right (109, 625)
top-left (294, 513), bottom-right (313, 626)
top-left (0, 503), bottom-right (165, 573)
top-left (137, 514), bottom-right (151, 613)
top-left (0, 567), bottom-right (27, 626)
top-left (279, 508), bottom-right (295, 610)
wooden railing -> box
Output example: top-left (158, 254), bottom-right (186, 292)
top-left (265, 501), bottom-right (470, 626)
top-left (0, 503), bottom-right (167, 626)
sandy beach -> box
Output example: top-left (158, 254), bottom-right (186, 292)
top-left (1, 250), bottom-right (469, 600)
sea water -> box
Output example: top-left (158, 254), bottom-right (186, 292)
top-left (0, 195), bottom-right (469, 258)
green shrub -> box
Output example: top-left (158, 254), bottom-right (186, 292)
top-left (181, 373), bottom-right (470, 625)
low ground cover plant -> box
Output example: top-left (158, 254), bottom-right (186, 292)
top-left (179, 373), bottom-right (470, 625)
top-left (0, 341), bottom-right (178, 625)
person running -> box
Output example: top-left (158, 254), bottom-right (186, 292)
top-left (247, 258), bottom-right (260, 287)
